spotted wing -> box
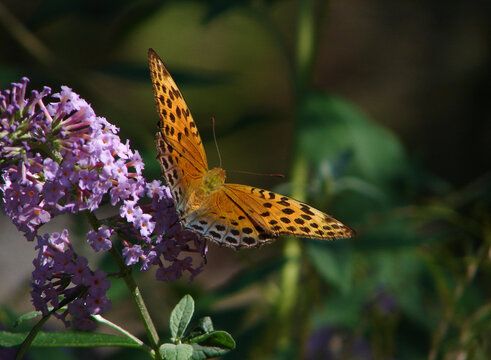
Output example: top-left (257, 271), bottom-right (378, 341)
top-left (149, 48), bottom-right (208, 213)
top-left (223, 184), bottom-right (356, 240)
top-left (182, 188), bottom-right (274, 249)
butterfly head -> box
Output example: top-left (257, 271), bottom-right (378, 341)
top-left (201, 167), bottom-right (226, 195)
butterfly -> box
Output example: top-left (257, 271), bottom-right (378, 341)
top-left (148, 48), bottom-right (355, 248)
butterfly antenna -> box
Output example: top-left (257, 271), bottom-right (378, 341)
top-left (229, 169), bottom-right (285, 178)
top-left (212, 117), bottom-right (222, 168)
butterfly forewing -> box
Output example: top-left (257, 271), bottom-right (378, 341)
top-left (149, 49), bottom-right (208, 212)
top-left (149, 49), bottom-right (208, 172)
top-left (223, 184), bottom-right (356, 241)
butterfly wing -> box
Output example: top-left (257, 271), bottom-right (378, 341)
top-left (182, 188), bottom-right (274, 248)
top-left (223, 184), bottom-right (356, 241)
top-left (149, 49), bottom-right (208, 213)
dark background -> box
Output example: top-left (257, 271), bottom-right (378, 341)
top-left (0, 1), bottom-right (489, 359)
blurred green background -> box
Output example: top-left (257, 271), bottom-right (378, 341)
top-left (0, 0), bottom-right (490, 359)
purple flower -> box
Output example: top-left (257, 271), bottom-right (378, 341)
top-left (67, 257), bottom-right (90, 285)
top-left (122, 245), bottom-right (143, 266)
top-left (31, 230), bottom-right (111, 329)
top-left (87, 226), bottom-right (113, 252)
top-left (136, 213), bottom-right (155, 237)
top-left (87, 270), bottom-right (111, 298)
top-left (156, 264), bottom-right (181, 282)
top-left (306, 327), bottom-right (374, 360)
top-left (159, 239), bottom-right (181, 260)
top-left (43, 158), bottom-right (59, 181)
top-left (119, 200), bottom-right (142, 223)
top-left (369, 286), bottom-right (399, 316)
top-left (43, 181), bottom-right (66, 203)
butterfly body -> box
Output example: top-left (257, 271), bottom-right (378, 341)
top-left (183, 168), bottom-right (226, 214)
top-left (200, 168), bottom-right (227, 195)
top-left (149, 48), bottom-right (355, 249)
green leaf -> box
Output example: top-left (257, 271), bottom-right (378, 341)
top-left (159, 343), bottom-right (194, 360)
top-left (188, 330), bottom-right (235, 347)
top-left (312, 289), bottom-right (369, 330)
top-left (187, 316), bottom-right (216, 342)
top-left (197, 317), bottom-right (214, 334)
top-left (0, 331), bottom-right (141, 348)
top-left (187, 330), bottom-right (236, 359)
top-left (189, 331), bottom-right (236, 359)
top-left (307, 242), bottom-right (353, 293)
top-left (298, 93), bottom-right (407, 185)
top-left (170, 295), bottom-right (195, 340)
top-left (191, 343), bottom-right (234, 359)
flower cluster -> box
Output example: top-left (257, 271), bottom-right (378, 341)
top-left (31, 230), bottom-right (110, 330)
top-left (0, 78), bottom-right (206, 328)
top-left (0, 79), bottom-right (146, 239)
top-left (118, 181), bottom-right (206, 281)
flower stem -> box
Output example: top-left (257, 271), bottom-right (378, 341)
top-left (92, 314), bottom-right (154, 355)
top-left (85, 211), bottom-right (160, 356)
top-left (15, 315), bottom-right (49, 360)
top-left (16, 287), bottom-right (86, 360)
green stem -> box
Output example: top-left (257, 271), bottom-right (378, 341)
top-left (295, 0), bottom-right (316, 95)
top-left (275, 0), bottom-right (317, 352)
top-left (15, 314), bottom-right (50, 360)
top-left (109, 246), bottom-right (160, 351)
top-left (428, 222), bottom-right (491, 360)
top-left (276, 154), bottom-right (308, 350)
top-left (92, 314), bottom-right (154, 355)
top-left (85, 212), bottom-right (161, 356)
top-left (16, 287), bottom-right (86, 360)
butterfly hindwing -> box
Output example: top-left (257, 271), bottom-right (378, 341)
top-left (223, 184), bottom-right (356, 241)
top-left (182, 188), bottom-right (273, 248)
top-left (155, 132), bottom-right (203, 214)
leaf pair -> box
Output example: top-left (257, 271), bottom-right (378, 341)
top-left (160, 294), bottom-right (235, 360)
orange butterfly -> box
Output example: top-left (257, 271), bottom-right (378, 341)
top-left (148, 49), bottom-right (355, 248)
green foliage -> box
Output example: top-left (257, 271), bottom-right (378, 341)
top-left (298, 93), bottom-right (407, 186)
top-left (162, 294), bottom-right (236, 360)
top-left (170, 295), bottom-right (195, 340)
top-left (0, 331), bottom-right (141, 348)
top-left (159, 344), bottom-right (194, 360)
top-left (0, 295), bottom-right (235, 359)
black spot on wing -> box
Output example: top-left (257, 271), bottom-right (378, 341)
top-left (243, 237), bottom-right (256, 245)
top-left (242, 227), bottom-right (253, 234)
top-left (225, 236), bottom-right (238, 244)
